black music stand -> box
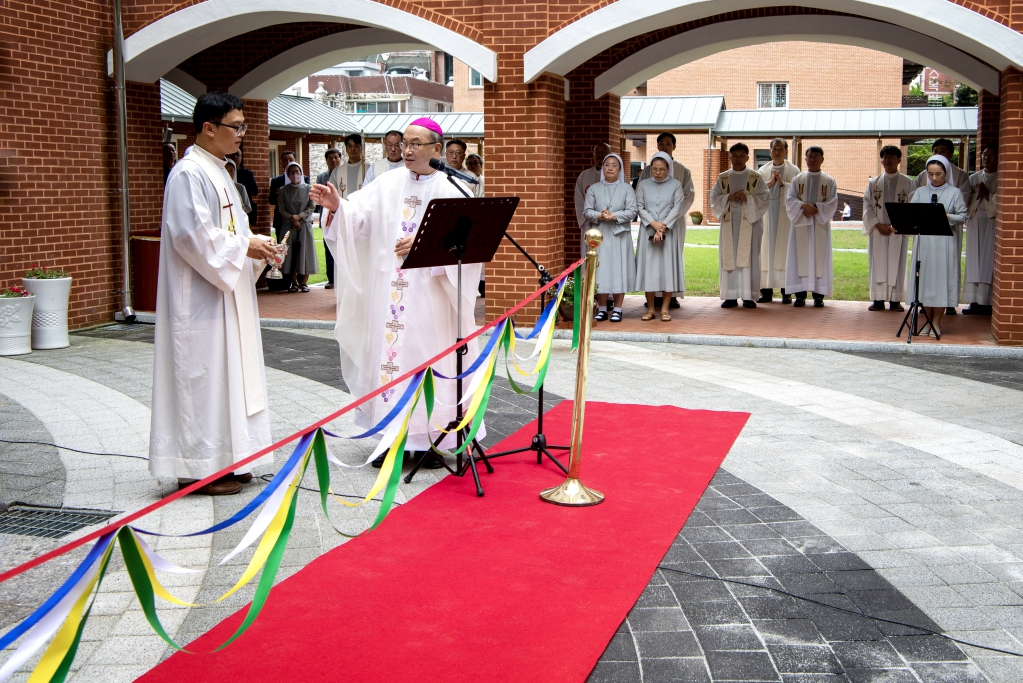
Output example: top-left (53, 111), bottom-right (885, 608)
top-left (886, 201), bottom-right (954, 343)
top-left (401, 195), bottom-right (518, 497)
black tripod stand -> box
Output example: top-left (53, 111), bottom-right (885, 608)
top-left (897, 259), bottom-right (939, 342)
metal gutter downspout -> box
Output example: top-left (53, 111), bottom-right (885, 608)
top-left (112, 0), bottom-right (135, 322)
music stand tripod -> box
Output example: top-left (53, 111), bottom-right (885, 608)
top-left (401, 191), bottom-right (518, 496)
top-left (885, 201), bottom-right (955, 343)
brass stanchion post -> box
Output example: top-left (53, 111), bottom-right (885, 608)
top-left (540, 229), bottom-right (605, 506)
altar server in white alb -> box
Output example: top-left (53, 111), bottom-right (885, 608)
top-left (757, 138), bottom-right (800, 304)
top-left (914, 138), bottom-right (972, 314)
top-left (785, 146), bottom-right (838, 308)
top-left (363, 130), bottom-right (405, 185)
top-left (150, 92), bottom-right (277, 496)
top-left (963, 144), bottom-right (998, 315)
top-left (862, 145), bottom-right (913, 311)
top-left (908, 155), bottom-right (968, 336)
top-left (709, 143), bottom-right (769, 308)
top-left (312, 119), bottom-right (483, 469)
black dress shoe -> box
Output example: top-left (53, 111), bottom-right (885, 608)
top-left (793, 298), bottom-right (806, 308)
top-left (743, 300), bottom-right (757, 309)
top-left (721, 299), bottom-right (738, 308)
top-left (669, 296), bottom-right (681, 309)
top-left (652, 296), bottom-right (663, 309)
top-left (781, 294), bottom-right (792, 304)
top-left (325, 283), bottom-right (334, 289)
top-left (813, 297), bottom-right (824, 308)
top-left (413, 451), bottom-right (445, 470)
top-left (962, 303), bottom-right (980, 315)
top-left (868, 300), bottom-right (886, 311)
top-left (371, 453), bottom-right (386, 468)
top-left (757, 289), bottom-right (773, 304)
top-left (889, 302), bottom-right (905, 312)
top-left (946, 307), bottom-right (958, 315)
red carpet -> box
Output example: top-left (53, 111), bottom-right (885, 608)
top-left (137, 402), bottom-right (749, 682)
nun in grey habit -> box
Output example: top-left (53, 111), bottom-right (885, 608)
top-left (907, 155), bottom-right (967, 336)
top-left (278, 162), bottom-right (319, 292)
top-left (584, 153), bottom-right (637, 322)
top-left (635, 151), bottom-right (685, 321)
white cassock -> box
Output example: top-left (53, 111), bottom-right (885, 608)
top-left (641, 159), bottom-right (695, 296)
top-left (364, 158), bottom-right (405, 186)
top-left (785, 171), bottom-right (839, 296)
top-left (150, 145), bottom-right (273, 479)
top-left (322, 169), bottom-right (484, 450)
top-left (862, 172), bottom-right (913, 302)
top-left (916, 165), bottom-right (971, 304)
top-left (574, 166), bottom-right (602, 253)
top-left (709, 168), bottom-right (769, 300)
top-left (964, 170), bottom-right (997, 305)
top-left (758, 160), bottom-right (801, 290)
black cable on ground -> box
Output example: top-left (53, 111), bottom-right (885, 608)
top-left (0, 438), bottom-right (148, 460)
top-left (259, 473), bottom-right (401, 505)
top-left (656, 565), bottom-right (1023, 658)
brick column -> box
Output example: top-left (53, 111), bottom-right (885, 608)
top-left (994, 68), bottom-right (1023, 344)
top-left (242, 99), bottom-right (271, 236)
top-left (564, 67), bottom-right (621, 267)
top-left (977, 89), bottom-right (1000, 169)
top-left (704, 148), bottom-right (729, 223)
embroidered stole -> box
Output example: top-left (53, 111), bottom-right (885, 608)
top-left (719, 170), bottom-right (759, 272)
top-left (794, 172), bottom-right (833, 278)
top-left (181, 149), bottom-right (265, 416)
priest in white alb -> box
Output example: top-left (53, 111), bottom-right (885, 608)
top-left (709, 143), bottom-right (769, 308)
top-left (757, 138), bottom-right (800, 304)
top-left (150, 92), bottom-right (278, 496)
top-left (785, 146), bottom-right (838, 307)
top-left (964, 144), bottom-right (997, 315)
top-left (364, 130), bottom-right (405, 185)
top-left (862, 145), bottom-right (912, 311)
top-left (312, 118), bottom-right (483, 469)
top-left (914, 138), bottom-right (972, 314)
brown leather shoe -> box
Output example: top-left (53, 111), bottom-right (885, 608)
top-left (232, 472), bottom-right (253, 483)
top-left (178, 476), bottom-right (243, 496)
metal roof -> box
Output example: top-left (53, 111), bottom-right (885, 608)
top-left (350, 112), bottom-right (485, 138)
top-left (712, 107), bottom-right (979, 137)
top-left (160, 80), bottom-right (359, 135)
top-left (619, 96), bottom-right (724, 130)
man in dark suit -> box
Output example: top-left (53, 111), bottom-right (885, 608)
top-left (268, 150), bottom-right (308, 241)
top-left (226, 147), bottom-right (259, 229)
top-left (316, 147), bottom-right (342, 288)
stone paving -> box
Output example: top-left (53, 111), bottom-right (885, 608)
top-left (1, 326), bottom-right (1023, 681)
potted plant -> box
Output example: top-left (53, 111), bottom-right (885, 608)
top-left (0, 286), bottom-right (35, 356)
top-left (689, 211), bottom-right (704, 226)
top-left (558, 276), bottom-right (575, 323)
top-left (22, 264), bottom-right (72, 349)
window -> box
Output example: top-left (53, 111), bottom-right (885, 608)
top-left (436, 103), bottom-right (446, 112)
top-left (355, 101), bottom-right (399, 114)
top-left (444, 54), bottom-right (454, 84)
top-left (757, 82), bottom-right (788, 109)
top-left (469, 68), bottom-right (483, 88)
top-left (754, 150), bottom-right (772, 169)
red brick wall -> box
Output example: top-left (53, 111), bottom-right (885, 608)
top-left (242, 100), bottom-right (272, 235)
top-left (978, 89), bottom-right (1000, 168)
top-left (994, 67), bottom-right (1023, 344)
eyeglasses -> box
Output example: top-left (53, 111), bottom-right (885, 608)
top-left (398, 141), bottom-right (438, 151)
top-left (215, 122), bottom-right (248, 136)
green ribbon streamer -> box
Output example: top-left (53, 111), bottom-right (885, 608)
top-left (572, 263), bottom-right (582, 350)
top-left (117, 527), bottom-right (189, 653)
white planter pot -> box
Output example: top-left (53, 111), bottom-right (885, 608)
top-left (0, 295), bottom-right (35, 356)
top-left (22, 277), bottom-right (71, 349)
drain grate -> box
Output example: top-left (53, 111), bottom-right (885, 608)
top-left (0, 506), bottom-right (119, 539)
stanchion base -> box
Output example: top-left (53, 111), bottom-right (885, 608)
top-left (539, 478), bottom-right (604, 506)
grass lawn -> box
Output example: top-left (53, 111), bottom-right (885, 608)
top-left (309, 227), bottom-right (328, 285)
top-left (688, 227), bottom-right (867, 250)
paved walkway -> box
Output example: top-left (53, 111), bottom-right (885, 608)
top-left (3, 328), bottom-right (1023, 682)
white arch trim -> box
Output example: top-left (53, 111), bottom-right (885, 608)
top-left (229, 29), bottom-right (430, 100)
top-left (596, 16), bottom-right (1000, 97)
top-left (113, 0), bottom-right (496, 85)
top-left (525, 0), bottom-right (1023, 86)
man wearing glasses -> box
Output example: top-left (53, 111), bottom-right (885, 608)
top-left (363, 129), bottom-right (405, 185)
top-left (149, 92), bottom-right (277, 496)
top-left (311, 119), bottom-right (484, 469)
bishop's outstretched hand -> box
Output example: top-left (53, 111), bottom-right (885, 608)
top-left (310, 183), bottom-right (340, 211)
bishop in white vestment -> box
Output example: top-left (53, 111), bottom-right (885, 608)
top-left (964, 145), bottom-right (998, 313)
top-left (709, 143), bottom-right (769, 307)
top-left (785, 147), bottom-right (839, 306)
top-left (757, 138), bottom-right (800, 303)
top-left (315, 120), bottom-right (484, 457)
top-left (150, 95), bottom-right (277, 493)
top-left (862, 146), bottom-right (912, 310)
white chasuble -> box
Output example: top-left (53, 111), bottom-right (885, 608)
top-left (785, 171), bottom-right (838, 296)
top-left (150, 145), bottom-right (272, 479)
top-left (862, 172), bottom-right (912, 301)
top-left (709, 168), bottom-right (769, 300)
top-left (323, 169), bottom-right (484, 450)
top-left (758, 160), bottom-right (800, 288)
top-left (965, 170), bottom-right (997, 304)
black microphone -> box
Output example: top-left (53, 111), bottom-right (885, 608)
top-left (428, 158), bottom-right (480, 185)
top-left (931, 194), bottom-right (938, 204)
